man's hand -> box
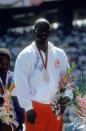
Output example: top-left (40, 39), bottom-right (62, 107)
top-left (26, 109), bottom-right (37, 124)
top-left (51, 95), bottom-right (71, 116)
top-left (59, 96), bottom-right (71, 115)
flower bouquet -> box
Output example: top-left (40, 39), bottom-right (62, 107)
top-left (51, 65), bottom-right (77, 118)
top-left (51, 63), bottom-right (86, 130)
top-left (0, 83), bottom-right (16, 125)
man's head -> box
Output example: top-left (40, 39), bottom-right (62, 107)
top-left (0, 48), bottom-right (10, 76)
top-left (33, 18), bottom-right (51, 42)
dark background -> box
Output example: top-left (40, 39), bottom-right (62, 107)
top-left (0, 0), bottom-right (86, 34)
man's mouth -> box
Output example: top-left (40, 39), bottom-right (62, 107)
top-left (42, 35), bottom-right (46, 38)
top-left (41, 34), bottom-right (47, 39)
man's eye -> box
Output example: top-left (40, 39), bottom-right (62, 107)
top-left (38, 29), bottom-right (42, 32)
top-left (35, 29), bottom-right (41, 33)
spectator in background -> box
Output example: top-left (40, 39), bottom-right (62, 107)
top-left (0, 48), bottom-right (25, 131)
top-left (14, 18), bottom-right (70, 131)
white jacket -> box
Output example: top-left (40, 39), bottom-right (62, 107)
top-left (14, 42), bottom-right (69, 111)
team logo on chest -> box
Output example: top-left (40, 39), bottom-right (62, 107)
top-left (55, 60), bottom-right (60, 69)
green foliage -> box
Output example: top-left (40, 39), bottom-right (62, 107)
top-left (78, 79), bottom-right (86, 97)
top-left (66, 64), bottom-right (77, 80)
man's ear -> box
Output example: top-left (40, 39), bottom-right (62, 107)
top-left (33, 26), bottom-right (35, 34)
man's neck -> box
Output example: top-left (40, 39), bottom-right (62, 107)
top-left (35, 41), bottom-right (48, 53)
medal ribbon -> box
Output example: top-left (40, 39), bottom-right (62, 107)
top-left (0, 71), bottom-right (9, 92)
top-left (36, 45), bottom-right (48, 71)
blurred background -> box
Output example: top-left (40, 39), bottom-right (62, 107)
top-left (0, 0), bottom-right (86, 130)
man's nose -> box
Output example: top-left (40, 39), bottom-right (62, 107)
top-left (42, 31), bottom-right (46, 35)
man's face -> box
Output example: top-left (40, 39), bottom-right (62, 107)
top-left (35, 22), bottom-right (50, 41)
top-left (0, 56), bottom-right (10, 76)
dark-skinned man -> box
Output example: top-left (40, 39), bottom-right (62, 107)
top-left (14, 18), bottom-right (70, 131)
top-left (0, 48), bottom-right (25, 131)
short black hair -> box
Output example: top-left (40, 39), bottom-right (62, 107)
top-left (0, 48), bottom-right (10, 61)
top-left (33, 18), bottom-right (50, 30)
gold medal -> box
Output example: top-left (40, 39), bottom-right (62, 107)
top-left (43, 73), bottom-right (49, 82)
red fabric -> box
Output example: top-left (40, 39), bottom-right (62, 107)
top-left (25, 101), bottom-right (63, 131)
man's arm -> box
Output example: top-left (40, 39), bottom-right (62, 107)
top-left (14, 53), bottom-right (37, 124)
top-left (14, 54), bottom-right (33, 111)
